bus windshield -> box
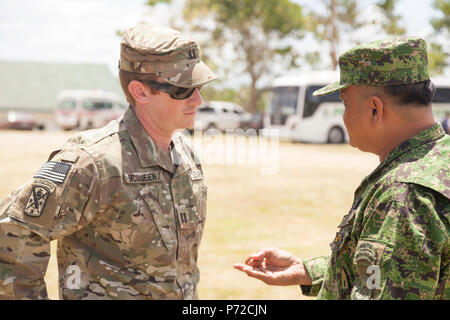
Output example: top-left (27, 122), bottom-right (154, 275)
top-left (82, 101), bottom-right (113, 110)
top-left (268, 86), bottom-right (299, 125)
top-left (303, 85), bottom-right (341, 118)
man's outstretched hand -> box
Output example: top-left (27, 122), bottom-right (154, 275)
top-left (233, 247), bottom-right (313, 286)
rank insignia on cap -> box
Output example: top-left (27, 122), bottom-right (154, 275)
top-left (33, 161), bottom-right (71, 184)
top-left (24, 185), bottom-right (50, 217)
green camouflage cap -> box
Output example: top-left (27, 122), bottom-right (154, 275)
top-left (313, 36), bottom-right (430, 96)
top-left (119, 24), bottom-right (218, 88)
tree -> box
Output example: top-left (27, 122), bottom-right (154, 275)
top-left (376, 0), bottom-right (406, 35)
top-left (428, 43), bottom-right (448, 75)
top-left (431, 0), bottom-right (450, 32)
top-left (145, 0), bottom-right (307, 112)
top-left (429, 0), bottom-right (450, 75)
top-left (308, 0), bottom-right (363, 70)
top-left (308, 0), bottom-right (405, 70)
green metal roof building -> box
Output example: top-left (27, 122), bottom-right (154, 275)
top-left (0, 61), bottom-right (125, 112)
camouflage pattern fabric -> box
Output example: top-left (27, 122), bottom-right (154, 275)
top-left (314, 36), bottom-right (430, 96)
top-left (0, 107), bottom-right (207, 299)
top-left (119, 24), bottom-right (218, 88)
top-left (301, 124), bottom-right (450, 299)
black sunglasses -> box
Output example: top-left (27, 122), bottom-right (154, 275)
top-left (142, 81), bottom-right (201, 100)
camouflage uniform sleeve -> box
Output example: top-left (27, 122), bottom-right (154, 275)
top-left (299, 256), bottom-right (329, 297)
top-left (352, 183), bottom-right (449, 300)
top-left (0, 148), bottom-right (100, 299)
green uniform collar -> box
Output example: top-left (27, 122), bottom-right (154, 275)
top-left (357, 123), bottom-right (446, 194)
top-left (382, 123), bottom-right (445, 167)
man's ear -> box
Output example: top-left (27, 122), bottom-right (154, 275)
top-left (369, 95), bottom-right (384, 127)
top-left (128, 80), bottom-right (151, 104)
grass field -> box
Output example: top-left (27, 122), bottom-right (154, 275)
top-left (0, 129), bottom-right (379, 299)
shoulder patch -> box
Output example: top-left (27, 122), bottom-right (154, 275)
top-left (24, 185), bottom-right (51, 217)
top-left (33, 161), bottom-right (72, 184)
top-left (354, 241), bottom-right (377, 265)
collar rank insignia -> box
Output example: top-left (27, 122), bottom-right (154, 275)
top-left (33, 161), bottom-right (71, 184)
top-left (24, 185), bottom-right (50, 217)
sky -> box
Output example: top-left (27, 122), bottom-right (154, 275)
top-left (0, 0), bottom-right (445, 85)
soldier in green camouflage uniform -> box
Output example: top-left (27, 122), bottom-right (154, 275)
top-left (234, 37), bottom-right (449, 299)
top-left (0, 24), bottom-right (217, 299)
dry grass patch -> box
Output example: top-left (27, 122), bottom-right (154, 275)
top-left (0, 131), bottom-right (378, 299)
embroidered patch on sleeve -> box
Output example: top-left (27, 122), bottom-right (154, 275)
top-left (33, 161), bottom-right (71, 184)
top-left (24, 185), bottom-right (50, 217)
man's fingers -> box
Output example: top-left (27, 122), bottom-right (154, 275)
top-left (233, 263), bottom-right (247, 271)
top-left (245, 248), bottom-right (277, 264)
top-left (245, 253), bottom-right (263, 265)
top-left (244, 256), bottom-right (255, 265)
top-left (241, 267), bottom-right (272, 283)
top-left (233, 264), bottom-right (273, 284)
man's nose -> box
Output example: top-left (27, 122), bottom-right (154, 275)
top-left (187, 88), bottom-right (203, 106)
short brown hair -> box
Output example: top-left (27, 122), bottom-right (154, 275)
top-left (119, 70), bottom-right (160, 105)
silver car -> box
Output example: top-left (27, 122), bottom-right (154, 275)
top-left (193, 101), bottom-right (248, 132)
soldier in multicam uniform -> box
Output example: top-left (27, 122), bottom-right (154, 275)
top-left (234, 37), bottom-right (449, 299)
top-left (0, 24), bottom-right (217, 299)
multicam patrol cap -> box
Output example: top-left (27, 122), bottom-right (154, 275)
top-left (313, 36), bottom-right (430, 96)
top-left (119, 24), bottom-right (218, 88)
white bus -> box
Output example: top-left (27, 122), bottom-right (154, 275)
top-left (263, 72), bottom-right (450, 143)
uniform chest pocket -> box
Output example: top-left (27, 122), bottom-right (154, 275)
top-left (139, 187), bottom-right (177, 250)
top-left (175, 177), bottom-right (207, 247)
top-left (192, 178), bottom-right (207, 245)
top-left (193, 179), bottom-right (207, 222)
top-left (176, 205), bottom-right (199, 252)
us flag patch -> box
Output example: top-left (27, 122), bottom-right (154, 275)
top-left (33, 161), bottom-right (71, 184)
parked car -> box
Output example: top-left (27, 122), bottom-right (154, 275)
top-left (239, 112), bottom-right (264, 131)
top-left (55, 90), bottom-right (127, 130)
top-left (0, 111), bottom-right (38, 130)
top-left (193, 101), bottom-right (247, 132)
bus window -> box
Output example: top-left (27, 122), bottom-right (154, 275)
top-left (82, 101), bottom-right (113, 110)
top-left (59, 100), bottom-right (76, 110)
top-left (433, 87), bottom-right (450, 103)
top-left (303, 85), bottom-right (341, 118)
top-left (269, 87), bottom-right (298, 113)
top-left (269, 87), bottom-right (299, 125)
